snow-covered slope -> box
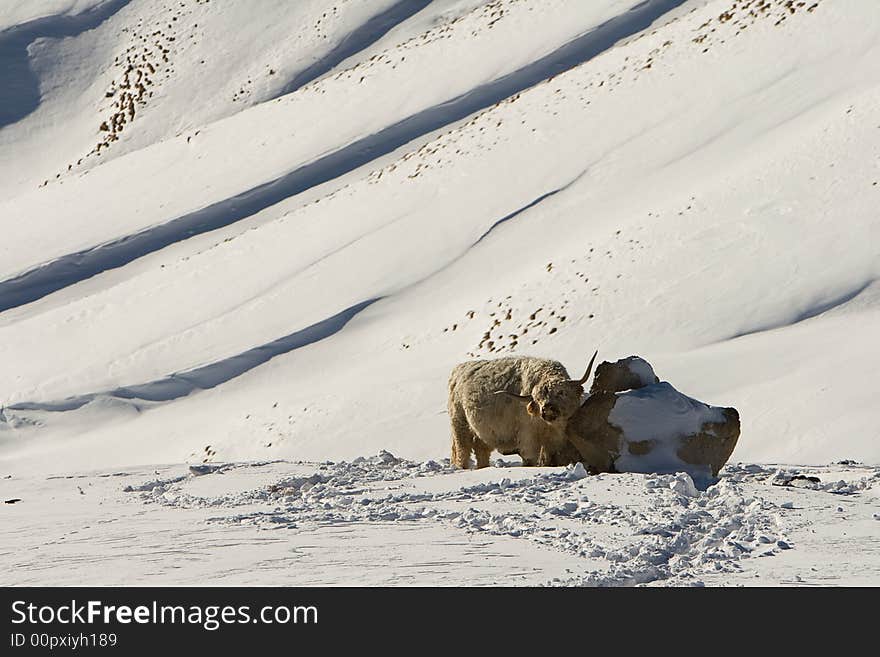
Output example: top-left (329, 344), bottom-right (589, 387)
top-left (2, 0), bottom-right (878, 476)
top-left (0, 0), bottom-right (436, 195)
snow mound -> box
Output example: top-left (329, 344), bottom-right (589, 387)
top-left (610, 382), bottom-right (727, 444)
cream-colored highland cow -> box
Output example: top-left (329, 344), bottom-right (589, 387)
top-left (447, 352), bottom-right (597, 468)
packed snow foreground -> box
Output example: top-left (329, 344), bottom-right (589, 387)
top-left (1, 0), bottom-right (880, 585)
top-left (2, 454), bottom-right (878, 586)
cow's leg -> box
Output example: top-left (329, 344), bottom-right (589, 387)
top-left (449, 405), bottom-right (475, 469)
top-left (473, 438), bottom-right (492, 469)
top-left (536, 427), bottom-right (569, 467)
top-left (536, 431), bottom-right (562, 467)
top-left (537, 443), bottom-right (551, 467)
top-left (518, 431), bottom-right (542, 467)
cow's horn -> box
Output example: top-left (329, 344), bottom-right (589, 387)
top-left (494, 390), bottom-right (532, 401)
top-left (574, 349), bottom-right (598, 385)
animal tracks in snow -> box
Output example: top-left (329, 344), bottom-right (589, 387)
top-left (117, 454), bottom-right (879, 586)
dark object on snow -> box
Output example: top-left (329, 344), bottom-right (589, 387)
top-left (772, 474), bottom-right (821, 487)
top-left (4, 498), bottom-right (22, 504)
top-left (189, 464), bottom-right (223, 476)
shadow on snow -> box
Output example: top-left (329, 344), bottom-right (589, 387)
top-left (0, 0), bottom-right (687, 313)
top-left (0, 0), bottom-right (134, 129)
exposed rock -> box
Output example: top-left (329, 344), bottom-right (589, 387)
top-left (675, 407), bottom-right (740, 476)
top-left (589, 356), bottom-right (659, 394)
top-left (562, 368), bottom-right (738, 478)
top-left (552, 391), bottom-right (620, 472)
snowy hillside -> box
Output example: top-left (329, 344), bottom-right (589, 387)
top-left (1, 0), bottom-right (878, 586)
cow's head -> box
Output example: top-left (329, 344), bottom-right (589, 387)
top-left (496, 350), bottom-right (598, 426)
